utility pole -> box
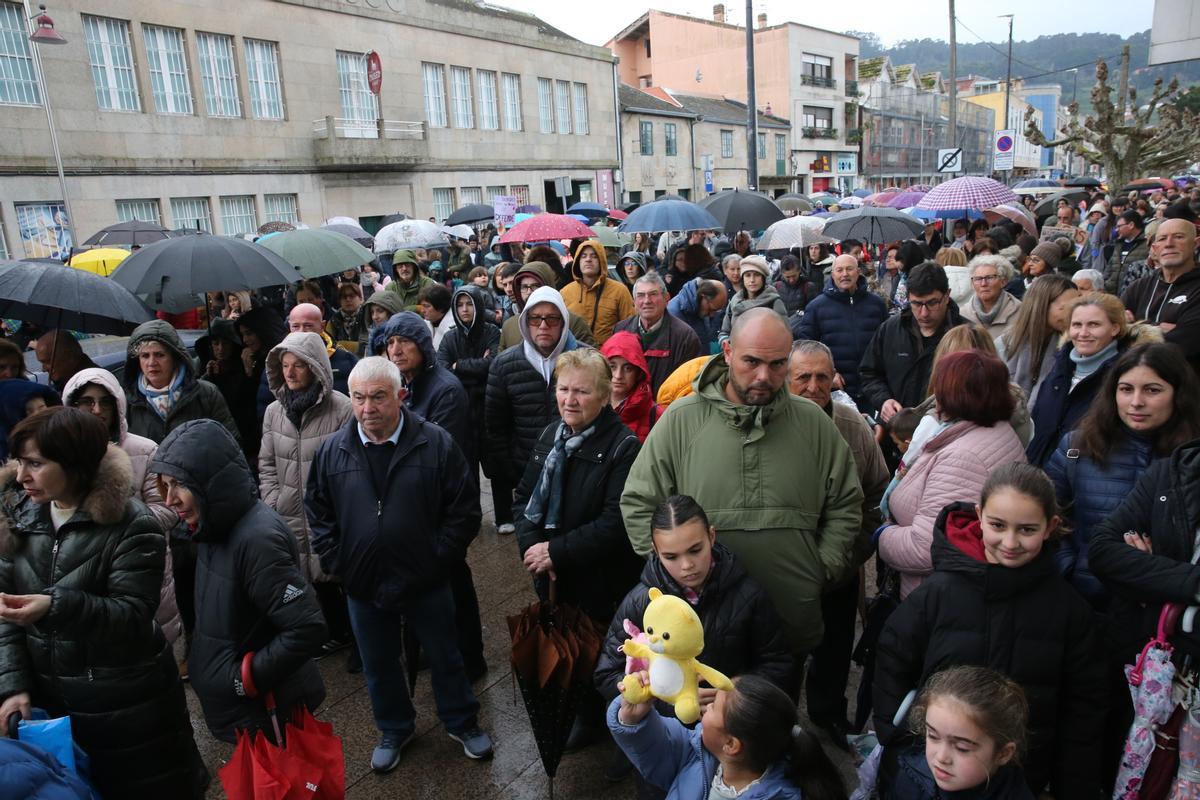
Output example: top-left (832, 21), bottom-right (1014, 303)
top-left (745, 0), bottom-right (758, 191)
top-left (948, 0), bottom-right (957, 149)
top-left (1000, 13), bottom-right (1013, 179)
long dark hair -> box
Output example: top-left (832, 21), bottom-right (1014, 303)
top-left (1075, 343), bottom-right (1200, 464)
top-left (897, 240), bottom-right (929, 273)
top-left (723, 675), bottom-right (847, 800)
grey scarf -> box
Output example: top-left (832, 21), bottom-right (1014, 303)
top-left (970, 291), bottom-right (1011, 327)
top-left (523, 422), bottom-right (597, 530)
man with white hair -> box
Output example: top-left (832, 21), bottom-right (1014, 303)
top-left (307, 357), bottom-right (492, 773)
top-left (1072, 269), bottom-right (1106, 292)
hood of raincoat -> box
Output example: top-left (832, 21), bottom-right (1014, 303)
top-left (121, 319), bottom-right (196, 393)
top-left (363, 288), bottom-right (405, 319)
top-left (61, 368), bottom-right (128, 443)
top-left (452, 284), bottom-right (488, 337)
top-left (195, 317), bottom-right (243, 366)
top-left (571, 239), bottom-right (610, 282)
top-left (370, 310), bottom-right (438, 374)
top-left (232, 306), bottom-right (287, 355)
top-left (519, 286), bottom-right (572, 357)
top-left (613, 251), bottom-right (648, 287)
top-left (600, 330), bottom-right (651, 388)
top-left (514, 260), bottom-right (557, 291)
top-left (150, 419), bottom-right (257, 542)
top-left (265, 331), bottom-right (335, 403)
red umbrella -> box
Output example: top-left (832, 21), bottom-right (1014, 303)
top-left (606, 209), bottom-right (629, 221)
top-left (499, 214), bottom-right (594, 243)
top-left (1120, 177), bottom-right (1174, 194)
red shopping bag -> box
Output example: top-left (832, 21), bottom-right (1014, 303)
top-left (219, 728), bottom-right (322, 800)
top-left (285, 707), bottom-right (345, 800)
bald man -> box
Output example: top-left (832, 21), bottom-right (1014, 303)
top-left (620, 308), bottom-right (863, 668)
top-left (1122, 217), bottom-right (1200, 370)
top-left (34, 329), bottom-right (98, 391)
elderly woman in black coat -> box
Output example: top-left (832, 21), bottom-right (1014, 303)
top-left (0, 407), bottom-right (206, 797)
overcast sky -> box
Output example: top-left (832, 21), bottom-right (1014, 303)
top-left (502, 0), bottom-right (1153, 47)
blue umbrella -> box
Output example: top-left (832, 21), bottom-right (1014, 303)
top-left (566, 201), bottom-right (608, 220)
top-left (907, 207), bottom-right (985, 221)
top-left (617, 198), bottom-right (721, 234)
top-left (852, 188), bottom-right (873, 198)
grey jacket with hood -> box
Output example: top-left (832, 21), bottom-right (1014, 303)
top-left (259, 333), bottom-right (353, 583)
top-left (122, 319), bottom-right (240, 445)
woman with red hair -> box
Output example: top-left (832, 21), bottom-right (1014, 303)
top-left (877, 350), bottom-right (1027, 598)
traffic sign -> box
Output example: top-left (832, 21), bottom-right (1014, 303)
top-left (993, 129), bottom-right (1015, 171)
top-left (366, 51), bottom-right (382, 95)
top-left (936, 148), bottom-right (963, 173)
top-left (704, 170), bottom-right (713, 193)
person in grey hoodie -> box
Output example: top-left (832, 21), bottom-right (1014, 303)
top-left (718, 255), bottom-right (788, 343)
top-left (609, 251), bottom-right (648, 292)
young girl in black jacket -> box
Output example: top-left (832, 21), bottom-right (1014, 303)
top-left (873, 463), bottom-right (1105, 800)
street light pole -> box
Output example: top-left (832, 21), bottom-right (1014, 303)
top-left (22, 2), bottom-right (78, 254)
top-left (999, 13), bottom-right (1013, 179)
top-left (1067, 67), bottom-right (1078, 176)
top-left (744, 0), bottom-right (758, 192)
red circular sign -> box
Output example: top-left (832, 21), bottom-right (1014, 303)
top-left (996, 135), bottom-right (1014, 152)
top-left (366, 51), bottom-right (382, 95)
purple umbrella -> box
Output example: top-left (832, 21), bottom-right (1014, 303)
top-left (885, 191), bottom-right (928, 209)
top-left (916, 176), bottom-right (1018, 212)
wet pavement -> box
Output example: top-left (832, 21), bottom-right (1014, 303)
top-left (191, 478), bottom-right (864, 798)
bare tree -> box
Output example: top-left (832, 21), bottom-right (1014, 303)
top-left (1024, 46), bottom-right (1200, 189)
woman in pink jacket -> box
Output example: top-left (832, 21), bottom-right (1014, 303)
top-left (878, 350), bottom-right (1027, 598)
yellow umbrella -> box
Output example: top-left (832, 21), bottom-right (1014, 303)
top-left (70, 247), bottom-right (129, 276)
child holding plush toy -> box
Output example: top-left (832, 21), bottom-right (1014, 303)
top-left (609, 672), bottom-right (846, 800)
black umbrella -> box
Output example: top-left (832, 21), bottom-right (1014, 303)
top-left (700, 189), bottom-right (785, 234)
top-left (1064, 176), bottom-right (1102, 188)
top-left (1033, 189), bottom-right (1089, 217)
top-left (169, 227), bottom-right (205, 237)
top-left (109, 232), bottom-right (300, 308)
top-left (321, 223), bottom-right (374, 249)
top-left (446, 204), bottom-right (495, 226)
top-left (83, 220), bottom-right (173, 248)
top-left (379, 213), bottom-right (408, 227)
top-left (0, 259), bottom-right (153, 335)
top-left (821, 207), bottom-right (925, 244)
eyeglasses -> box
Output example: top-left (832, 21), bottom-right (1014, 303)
top-left (908, 296), bottom-right (946, 311)
top-left (970, 275), bottom-right (1001, 284)
top-left (71, 396), bottom-right (116, 411)
top-left (527, 314), bottom-right (563, 328)
top-left (518, 282), bottom-right (541, 294)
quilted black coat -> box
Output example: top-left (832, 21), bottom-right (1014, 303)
top-left (484, 344), bottom-right (561, 483)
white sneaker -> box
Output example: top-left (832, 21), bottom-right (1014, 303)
top-left (497, 523), bottom-right (515, 535)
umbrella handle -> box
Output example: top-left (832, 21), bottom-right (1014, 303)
top-left (240, 652), bottom-right (259, 698)
top-left (548, 576), bottom-right (557, 607)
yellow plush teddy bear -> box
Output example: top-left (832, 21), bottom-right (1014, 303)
top-left (618, 588), bottom-right (734, 724)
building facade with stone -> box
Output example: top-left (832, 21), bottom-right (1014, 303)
top-left (0, 0), bottom-right (619, 258)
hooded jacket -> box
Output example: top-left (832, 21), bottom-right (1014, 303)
top-left (610, 251), bottom-right (648, 290)
top-left (1104, 233), bottom-right (1149, 294)
top-left (874, 504), bottom-right (1105, 799)
top-left (122, 320), bottom-right (240, 445)
top-left (663, 243), bottom-right (721, 296)
top-left (600, 331), bottom-right (658, 443)
top-left (498, 261), bottom-right (597, 351)
top-left (0, 381), bottom-right (60, 460)
top-left (718, 284), bottom-right (789, 341)
top-left (594, 543), bottom-right (795, 706)
top-left (620, 356), bottom-right (863, 653)
top-left (61, 368), bottom-right (182, 644)
top-left (0, 446), bottom-right (204, 797)
top-left (237, 306), bottom-right (288, 419)
top-left (371, 311), bottom-right (472, 462)
top-left (666, 277), bottom-right (722, 352)
top-left (879, 420), bottom-right (1026, 599)
top-left (437, 285), bottom-right (501, 429)
top-left (384, 258), bottom-right (436, 311)
top-left (259, 333), bottom-right (353, 583)
top-left (196, 317), bottom-right (260, 457)
top-left (485, 288), bottom-right (581, 481)
top-left (562, 240), bottom-right (635, 346)
top-left (151, 421), bottom-right (327, 744)
top-left (794, 276), bottom-right (889, 407)
top-left (859, 302), bottom-right (966, 415)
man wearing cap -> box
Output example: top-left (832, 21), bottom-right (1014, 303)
top-left (562, 239), bottom-right (634, 346)
top-left (386, 250), bottom-right (436, 312)
top-left (497, 261), bottom-right (596, 351)
top-left (613, 272), bottom-right (702, 395)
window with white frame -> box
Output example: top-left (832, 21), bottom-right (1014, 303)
top-left (336, 51), bottom-right (378, 136)
top-left (264, 194), bottom-right (298, 224)
top-left (501, 72), bottom-right (521, 131)
top-left (449, 66), bottom-right (473, 129)
top-left (757, 133), bottom-right (766, 159)
top-left (220, 195), bottom-right (257, 235)
top-left (143, 25), bottom-right (193, 114)
top-left (170, 197), bottom-right (212, 232)
top-left (802, 53), bottom-right (833, 86)
top-left (477, 70), bottom-right (498, 130)
top-left (802, 106), bottom-right (833, 129)
top-left (244, 39), bottom-right (283, 120)
top-left (82, 16), bottom-right (140, 112)
top-left (511, 185), bottom-right (530, 206)
top-left (195, 33), bottom-right (240, 117)
top-left (572, 83), bottom-right (588, 135)
top-left (0, 3), bottom-right (39, 106)
top-left (421, 62), bottom-right (447, 128)
top-left (116, 199), bottom-right (161, 224)
top-left (460, 187), bottom-right (483, 205)
top-left (554, 80), bottom-right (571, 134)
top-left (537, 78), bottom-right (553, 133)
top-left (486, 185), bottom-right (506, 200)
top-left (720, 129), bottom-right (733, 158)
top-left (432, 188), bottom-right (456, 222)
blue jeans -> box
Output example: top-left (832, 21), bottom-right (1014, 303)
top-left (347, 583), bottom-right (480, 738)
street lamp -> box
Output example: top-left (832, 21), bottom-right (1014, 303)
top-left (23, 3), bottom-right (78, 255)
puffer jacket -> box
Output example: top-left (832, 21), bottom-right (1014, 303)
top-left (1103, 234), bottom-right (1149, 294)
top-left (884, 741), bottom-right (1035, 800)
top-left (774, 277), bottom-right (818, 317)
top-left (879, 420), bottom-right (1026, 599)
top-left (1025, 341), bottom-right (1126, 467)
top-left (666, 277), bottom-right (722, 353)
top-left (859, 303), bottom-right (966, 415)
top-left (61, 368), bottom-right (182, 645)
top-left (152, 421), bottom-right (327, 744)
top-left (1044, 429), bottom-right (1161, 609)
top-left (121, 319), bottom-right (240, 444)
top-left (594, 543), bottom-right (794, 705)
top-left (600, 332), bottom-right (658, 443)
top-left (874, 504), bottom-right (1104, 799)
top-left (718, 284), bottom-right (788, 341)
top-left (0, 446), bottom-right (205, 797)
top-left (259, 333), bottom-right (353, 584)
top-left (0, 737), bottom-right (101, 800)
top-left (497, 261), bottom-right (597, 351)
top-left (794, 277), bottom-right (888, 408)
top-left (562, 240), bottom-right (635, 345)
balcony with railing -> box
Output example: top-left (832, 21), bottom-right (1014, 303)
top-left (311, 116), bottom-right (428, 168)
top-left (801, 74), bottom-right (836, 90)
top-left (800, 127), bottom-right (839, 140)
top-left (845, 128), bottom-right (862, 144)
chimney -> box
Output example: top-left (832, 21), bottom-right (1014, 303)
top-left (757, 12), bottom-right (766, 28)
top-left (713, 3), bottom-right (724, 23)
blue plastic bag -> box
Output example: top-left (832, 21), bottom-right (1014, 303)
top-left (15, 709), bottom-right (91, 781)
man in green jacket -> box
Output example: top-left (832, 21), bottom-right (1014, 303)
top-left (620, 308), bottom-right (863, 661)
top-left (386, 250), bottom-right (436, 312)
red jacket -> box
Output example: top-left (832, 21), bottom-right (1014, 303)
top-left (600, 331), bottom-right (659, 443)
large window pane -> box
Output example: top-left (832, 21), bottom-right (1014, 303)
top-left (537, 78), bottom-right (553, 133)
top-left (554, 80), bottom-right (571, 134)
top-left (571, 83), bottom-right (588, 135)
top-left (82, 16), bottom-right (140, 112)
top-left (449, 66), bottom-right (473, 129)
top-left (220, 195), bottom-right (257, 235)
top-left (264, 193), bottom-right (298, 224)
top-left (0, 2), bottom-right (39, 106)
top-left (337, 51), bottom-right (378, 137)
top-left (477, 70), bottom-right (498, 130)
top-left (665, 123), bottom-right (677, 157)
top-left (486, 185), bottom-right (506, 200)
top-left (720, 130), bottom-right (733, 158)
top-left (432, 188), bottom-right (456, 222)
top-left (422, 62), bottom-right (447, 128)
top-left (143, 25), bottom-right (193, 114)
top-left (639, 121), bottom-right (653, 155)
top-left (460, 186), bottom-right (483, 205)
top-left (196, 32), bottom-right (240, 117)
top-left (244, 39), bottom-right (283, 120)
top-left (501, 73), bottom-right (521, 131)
top-left (116, 199), bottom-right (161, 224)
top-left (170, 197), bottom-right (212, 232)
top-left (510, 185), bottom-right (530, 206)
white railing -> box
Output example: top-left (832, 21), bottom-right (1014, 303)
top-left (311, 117), bottom-right (425, 140)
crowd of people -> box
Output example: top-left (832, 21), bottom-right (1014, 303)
top-left (0, 181), bottom-right (1197, 799)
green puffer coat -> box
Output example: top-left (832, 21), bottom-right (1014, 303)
top-left (0, 445), bottom-right (205, 797)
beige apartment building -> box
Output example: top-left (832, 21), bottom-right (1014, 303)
top-left (608, 6), bottom-right (860, 195)
top-left (0, 0), bottom-right (619, 258)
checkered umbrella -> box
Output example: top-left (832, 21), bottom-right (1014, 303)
top-left (916, 176), bottom-right (1018, 212)
top-left (884, 190), bottom-right (928, 209)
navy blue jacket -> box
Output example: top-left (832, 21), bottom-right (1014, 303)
top-left (666, 277), bottom-right (721, 352)
top-left (1025, 343), bottom-right (1123, 467)
top-left (795, 277), bottom-right (888, 407)
top-left (1044, 429), bottom-right (1159, 609)
top-left (305, 409), bottom-right (481, 609)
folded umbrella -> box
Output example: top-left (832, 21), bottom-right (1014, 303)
top-left (375, 219), bottom-right (441, 253)
top-left (0, 259), bottom-right (152, 335)
top-left (500, 214), bottom-right (594, 243)
top-left (617, 199), bottom-right (721, 235)
top-left (821, 207), bottom-right (925, 245)
top-left (446, 204), bottom-right (495, 226)
top-left (257, 228), bottom-right (375, 279)
top-left (700, 189), bottom-right (785, 234)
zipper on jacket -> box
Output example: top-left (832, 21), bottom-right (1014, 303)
top-left (377, 500), bottom-right (382, 518)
